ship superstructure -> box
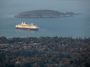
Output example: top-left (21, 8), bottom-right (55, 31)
top-left (16, 22), bottom-right (39, 30)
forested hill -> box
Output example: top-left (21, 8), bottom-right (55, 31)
top-left (15, 10), bottom-right (76, 18)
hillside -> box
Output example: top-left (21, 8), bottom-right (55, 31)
top-left (0, 36), bottom-right (90, 67)
top-left (15, 10), bottom-right (76, 18)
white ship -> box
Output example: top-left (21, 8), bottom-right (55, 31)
top-left (16, 22), bottom-right (39, 30)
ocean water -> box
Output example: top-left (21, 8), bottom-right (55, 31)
top-left (0, 14), bottom-right (90, 38)
top-left (0, 0), bottom-right (90, 38)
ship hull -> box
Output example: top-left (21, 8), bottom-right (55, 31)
top-left (16, 27), bottom-right (38, 30)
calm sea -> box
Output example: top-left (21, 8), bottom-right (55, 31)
top-left (0, 15), bottom-right (90, 38)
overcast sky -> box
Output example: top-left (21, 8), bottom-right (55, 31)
top-left (0, 0), bottom-right (90, 17)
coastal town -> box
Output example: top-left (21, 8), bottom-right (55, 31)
top-left (0, 36), bottom-right (90, 67)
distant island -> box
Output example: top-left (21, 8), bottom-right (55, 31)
top-left (15, 10), bottom-right (77, 18)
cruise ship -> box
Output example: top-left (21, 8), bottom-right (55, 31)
top-left (16, 22), bottom-right (39, 30)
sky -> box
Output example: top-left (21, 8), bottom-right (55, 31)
top-left (0, 0), bottom-right (90, 17)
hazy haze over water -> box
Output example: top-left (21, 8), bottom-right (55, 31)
top-left (0, 0), bottom-right (90, 17)
top-left (0, 0), bottom-right (90, 38)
